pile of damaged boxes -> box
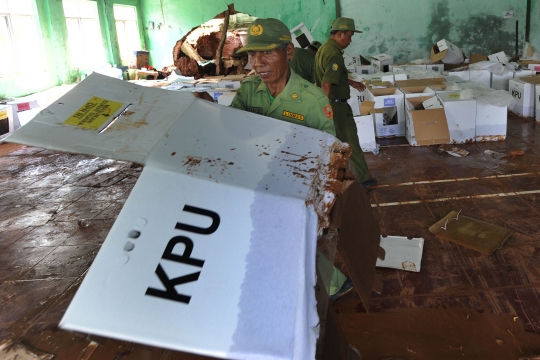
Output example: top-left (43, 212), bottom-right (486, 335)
top-left (346, 39), bottom-right (540, 149)
top-left (159, 72), bottom-right (246, 105)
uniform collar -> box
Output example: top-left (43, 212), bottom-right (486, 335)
top-left (327, 38), bottom-right (344, 54)
top-left (255, 69), bottom-right (303, 103)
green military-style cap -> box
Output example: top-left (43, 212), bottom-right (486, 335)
top-left (236, 18), bottom-right (292, 53)
top-left (331, 17), bottom-right (362, 33)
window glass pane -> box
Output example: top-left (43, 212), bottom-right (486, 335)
top-left (0, 1), bottom-right (9, 14)
top-left (114, 5), bottom-right (140, 65)
top-left (125, 21), bottom-right (140, 52)
top-left (114, 5), bottom-right (136, 21)
top-left (81, 19), bottom-right (105, 68)
top-left (78, 1), bottom-right (97, 19)
top-left (10, 15), bottom-right (45, 72)
top-left (0, 16), bottom-right (15, 76)
top-left (63, 0), bottom-right (105, 70)
top-left (62, 0), bottom-right (80, 18)
top-left (115, 21), bottom-right (128, 60)
top-left (7, 0), bottom-right (33, 15)
top-left (65, 18), bottom-right (83, 67)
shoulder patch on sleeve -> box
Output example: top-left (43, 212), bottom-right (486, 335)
top-left (323, 105), bottom-right (333, 119)
top-left (332, 63), bottom-right (339, 71)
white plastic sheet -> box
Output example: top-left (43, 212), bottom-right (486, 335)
top-left (451, 82), bottom-right (516, 109)
top-left (469, 61), bottom-right (518, 76)
top-left (401, 68), bottom-right (443, 79)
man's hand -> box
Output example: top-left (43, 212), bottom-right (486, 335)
top-left (348, 79), bottom-right (366, 92)
top-left (193, 91), bottom-right (214, 102)
top-left (321, 82), bottom-right (332, 98)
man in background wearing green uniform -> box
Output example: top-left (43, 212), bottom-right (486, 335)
top-left (289, 40), bottom-right (321, 84)
top-left (230, 19), bottom-right (335, 136)
top-left (315, 17), bottom-right (377, 187)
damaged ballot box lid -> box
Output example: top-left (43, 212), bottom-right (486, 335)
top-left (430, 39), bottom-right (465, 65)
top-left (3, 73), bottom-right (356, 360)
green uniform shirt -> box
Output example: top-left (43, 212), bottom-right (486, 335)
top-left (290, 48), bottom-right (316, 84)
top-left (314, 38), bottom-right (350, 100)
top-left (230, 70), bottom-right (336, 136)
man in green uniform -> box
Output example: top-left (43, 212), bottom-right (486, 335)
top-left (230, 19), bottom-right (335, 136)
top-left (315, 17), bottom-right (377, 187)
top-left (195, 18), bottom-right (356, 307)
top-left (289, 40), bottom-right (321, 84)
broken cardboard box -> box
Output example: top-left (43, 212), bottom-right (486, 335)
top-left (3, 73), bottom-right (381, 360)
top-left (430, 39), bottom-right (464, 65)
top-left (405, 95), bottom-right (449, 146)
top-left (365, 81), bottom-right (405, 138)
top-left (429, 211), bottom-right (512, 254)
top-left (353, 101), bottom-right (377, 153)
top-left (371, 54), bottom-right (393, 73)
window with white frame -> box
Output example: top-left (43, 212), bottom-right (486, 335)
top-left (113, 4), bottom-right (141, 66)
top-left (62, 0), bottom-right (106, 71)
top-left (0, 0), bottom-right (46, 77)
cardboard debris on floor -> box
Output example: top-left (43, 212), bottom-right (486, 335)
top-left (507, 149), bottom-right (525, 157)
top-left (437, 144), bottom-right (469, 157)
top-left (376, 235), bottom-right (424, 272)
top-left (0, 341), bottom-right (54, 360)
top-left (429, 211), bottom-right (513, 254)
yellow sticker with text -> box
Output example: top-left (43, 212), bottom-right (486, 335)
top-left (449, 93), bottom-right (460, 99)
top-left (0, 109), bottom-right (7, 120)
top-left (64, 97), bottom-right (124, 130)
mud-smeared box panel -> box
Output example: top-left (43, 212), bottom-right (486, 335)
top-left (3, 73), bottom-right (357, 359)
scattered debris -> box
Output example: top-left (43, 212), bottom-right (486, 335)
top-left (172, 6), bottom-right (253, 78)
top-left (376, 235), bottom-right (424, 272)
top-left (437, 144), bottom-right (469, 157)
top-left (78, 219), bottom-right (92, 227)
top-left (0, 210), bottom-right (56, 230)
top-left (0, 341), bottom-right (54, 360)
top-left (484, 150), bottom-right (494, 154)
top-left (429, 210), bottom-right (513, 254)
top-left (507, 149), bottom-right (525, 157)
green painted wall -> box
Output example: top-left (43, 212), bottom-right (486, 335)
top-left (139, 0), bottom-right (336, 68)
top-left (340, 0), bottom-right (531, 62)
top-left (1, 0), bottom-right (538, 98)
top-left (531, 0), bottom-right (540, 49)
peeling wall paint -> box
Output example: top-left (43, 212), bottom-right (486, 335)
top-left (532, 0), bottom-right (540, 49)
top-left (340, 0), bottom-right (531, 63)
top-left (139, 0), bottom-right (336, 68)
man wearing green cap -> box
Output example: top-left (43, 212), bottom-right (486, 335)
top-left (229, 18), bottom-right (335, 136)
top-left (195, 18), bottom-right (359, 308)
top-left (315, 17), bottom-right (377, 187)
top-left (290, 40), bottom-right (322, 84)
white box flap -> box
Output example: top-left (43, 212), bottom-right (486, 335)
top-left (371, 53), bottom-right (393, 61)
top-left (488, 51), bottom-right (509, 63)
top-left (4, 72), bottom-right (354, 359)
top-left (422, 96), bottom-right (443, 109)
top-left (4, 73), bottom-right (197, 164)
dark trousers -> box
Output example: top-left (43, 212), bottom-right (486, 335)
top-left (331, 102), bottom-right (370, 183)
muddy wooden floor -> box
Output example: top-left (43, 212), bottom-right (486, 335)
top-left (1, 113), bottom-right (540, 359)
